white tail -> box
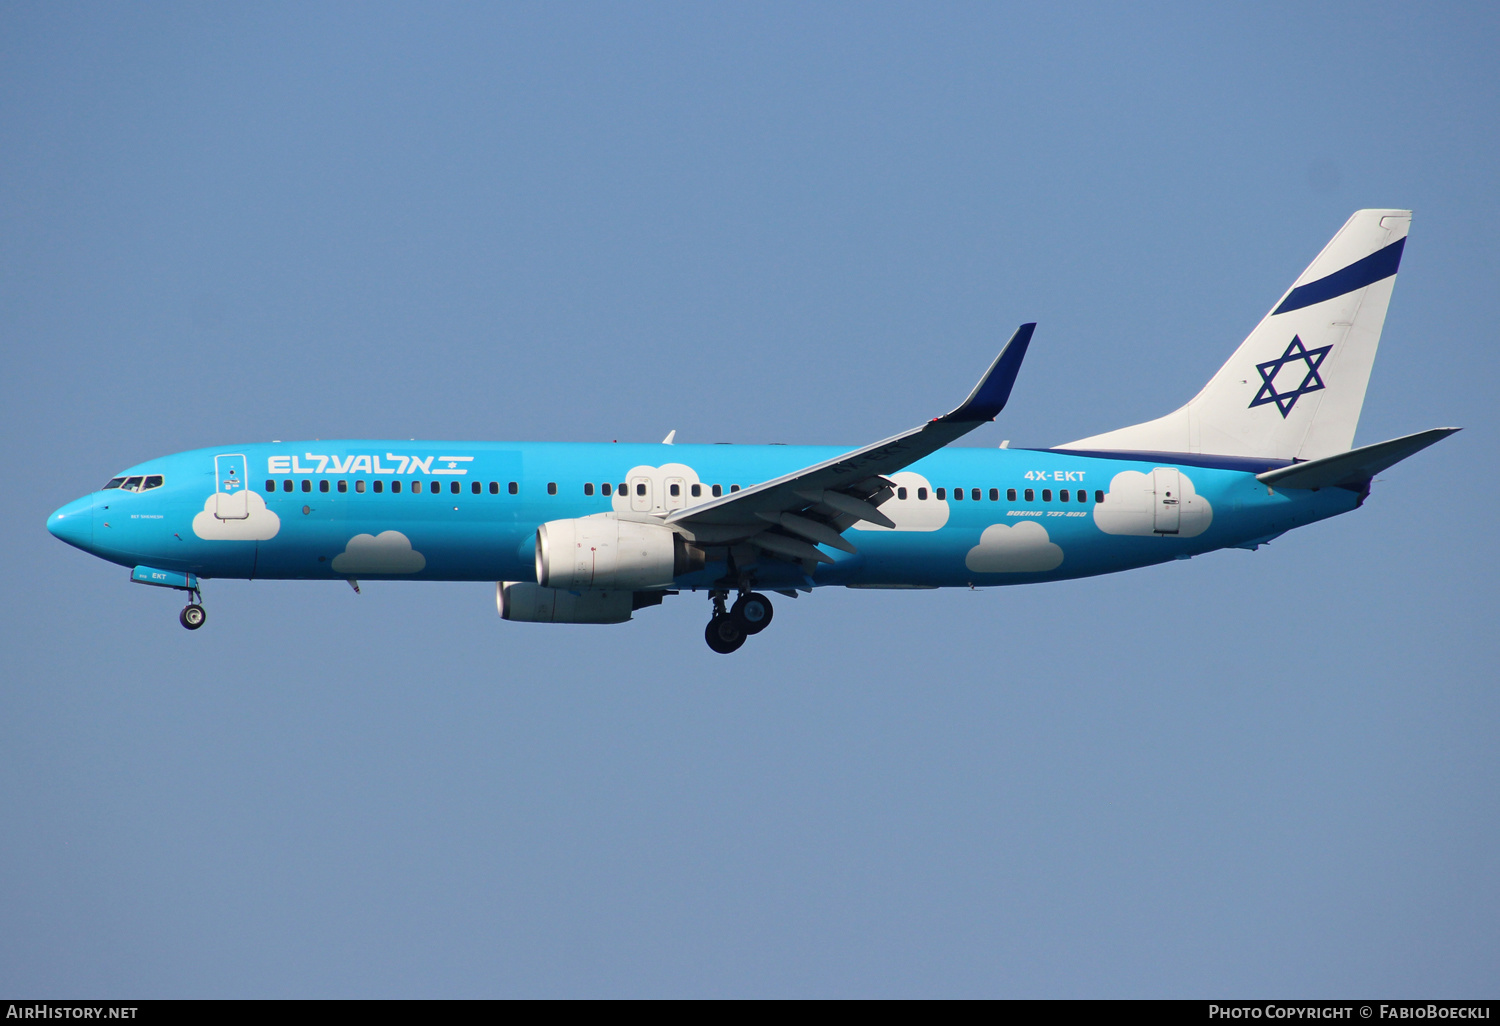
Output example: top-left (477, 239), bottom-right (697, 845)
top-left (1062, 209), bottom-right (1411, 461)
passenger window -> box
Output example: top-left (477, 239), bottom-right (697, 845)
top-left (103, 477), bottom-right (126, 490)
top-left (303, 479), bottom-right (312, 492)
top-left (374, 480), bottom-right (384, 494)
top-left (430, 481), bottom-right (441, 494)
top-left (509, 481), bottom-right (518, 495)
top-left (489, 481), bottom-right (499, 494)
top-left (730, 484), bottom-right (740, 492)
top-left (1008, 488), bottom-right (1017, 501)
top-left (144, 475), bottom-right (164, 490)
top-left (951, 487), bottom-right (961, 501)
top-left (618, 483), bottom-right (627, 495)
top-left (898, 487), bottom-right (908, 500)
top-left (918, 488), bottom-right (928, 500)
top-left (635, 483), bottom-right (645, 496)
top-left (1059, 489), bottom-right (1068, 502)
top-left (690, 484), bottom-right (701, 497)
top-left (936, 488), bottom-right (946, 500)
top-left (451, 481), bottom-right (460, 494)
top-left (989, 488), bottom-right (998, 501)
top-left (472, 481), bottom-right (481, 495)
top-left (712, 484), bottom-right (722, 497)
top-left (1024, 488), bottom-right (1034, 501)
top-left (265, 480), bottom-right (275, 493)
top-left (355, 480), bottom-right (366, 493)
top-left (584, 482), bottom-right (594, 496)
top-left (1095, 489), bottom-right (1104, 503)
top-left (392, 480), bottom-right (402, 494)
top-left (320, 480), bottom-right (329, 493)
top-left (602, 483), bottom-right (612, 496)
top-left (972, 488), bottom-right (980, 501)
top-left (669, 483), bottom-right (680, 497)
top-left (283, 480), bottom-right (293, 492)
top-left (1042, 489), bottom-right (1052, 502)
top-left (338, 480), bottom-right (348, 493)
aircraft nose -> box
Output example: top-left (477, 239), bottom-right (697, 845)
top-left (48, 496), bottom-right (95, 551)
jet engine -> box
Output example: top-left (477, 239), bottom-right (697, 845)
top-left (497, 582), bottom-right (670, 624)
top-left (498, 582), bottom-right (634, 624)
top-left (535, 516), bottom-right (703, 591)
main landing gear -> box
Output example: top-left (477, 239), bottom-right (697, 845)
top-left (704, 589), bottom-right (774, 654)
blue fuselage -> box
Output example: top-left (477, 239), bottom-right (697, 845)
top-left (47, 440), bottom-right (1362, 591)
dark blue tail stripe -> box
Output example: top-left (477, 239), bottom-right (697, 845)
top-left (1273, 237), bottom-right (1405, 315)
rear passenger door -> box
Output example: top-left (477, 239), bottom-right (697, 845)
top-left (1152, 467), bottom-right (1181, 535)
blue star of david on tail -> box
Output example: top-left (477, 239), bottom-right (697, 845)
top-left (1249, 335), bottom-right (1332, 417)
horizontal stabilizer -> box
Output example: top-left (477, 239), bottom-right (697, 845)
top-left (1256, 427), bottom-right (1459, 490)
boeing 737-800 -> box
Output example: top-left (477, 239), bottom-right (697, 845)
top-left (48, 210), bottom-right (1455, 652)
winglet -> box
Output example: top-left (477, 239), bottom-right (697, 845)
top-left (939, 323), bottom-right (1036, 423)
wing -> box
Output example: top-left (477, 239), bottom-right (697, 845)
top-left (664, 324), bottom-right (1036, 563)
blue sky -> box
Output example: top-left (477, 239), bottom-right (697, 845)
top-left (2, 2), bottom-right (1497, 997)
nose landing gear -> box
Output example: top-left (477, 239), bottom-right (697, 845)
top-left (179, 603), bottom-right (207, 630)
top-left (704, 588), bottom-right (775, 654)
top-left (178, 582), bottom-right (207, 630)
top-left (128, 566), bottom-right (209, 631)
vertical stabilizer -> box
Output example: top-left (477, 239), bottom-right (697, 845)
top-left (1062, 210), bottom-right (1410, 461)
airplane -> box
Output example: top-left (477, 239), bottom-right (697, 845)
top-left (47, 209), bottom-right (1456, 653)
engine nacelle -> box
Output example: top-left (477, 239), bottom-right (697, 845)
top-left (535, 516), bottom-right (703, 591)
top-left (497, 582), bottom-right (635, 624)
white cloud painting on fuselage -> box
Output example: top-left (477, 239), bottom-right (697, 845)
top-left (965, 521), bottom-right (1064, 572)
top-left (849, 472), bottom-right (948, 532)
top-left (191, 491), bottom-right (280, 541)
top-left (610, 463), bottom-right (714, 515)
top-left (1093, 469), bottom-right (1213, 537)
top-left (332, 531), bottom-right (426, 574)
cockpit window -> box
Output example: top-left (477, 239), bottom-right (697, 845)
top-left (102, 473), bottom-right (164, 491)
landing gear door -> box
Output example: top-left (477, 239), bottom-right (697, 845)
top-left (1152, 467), bottom-right (1181, 535)
top-left (214, 454), bottom-right (250, 520)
